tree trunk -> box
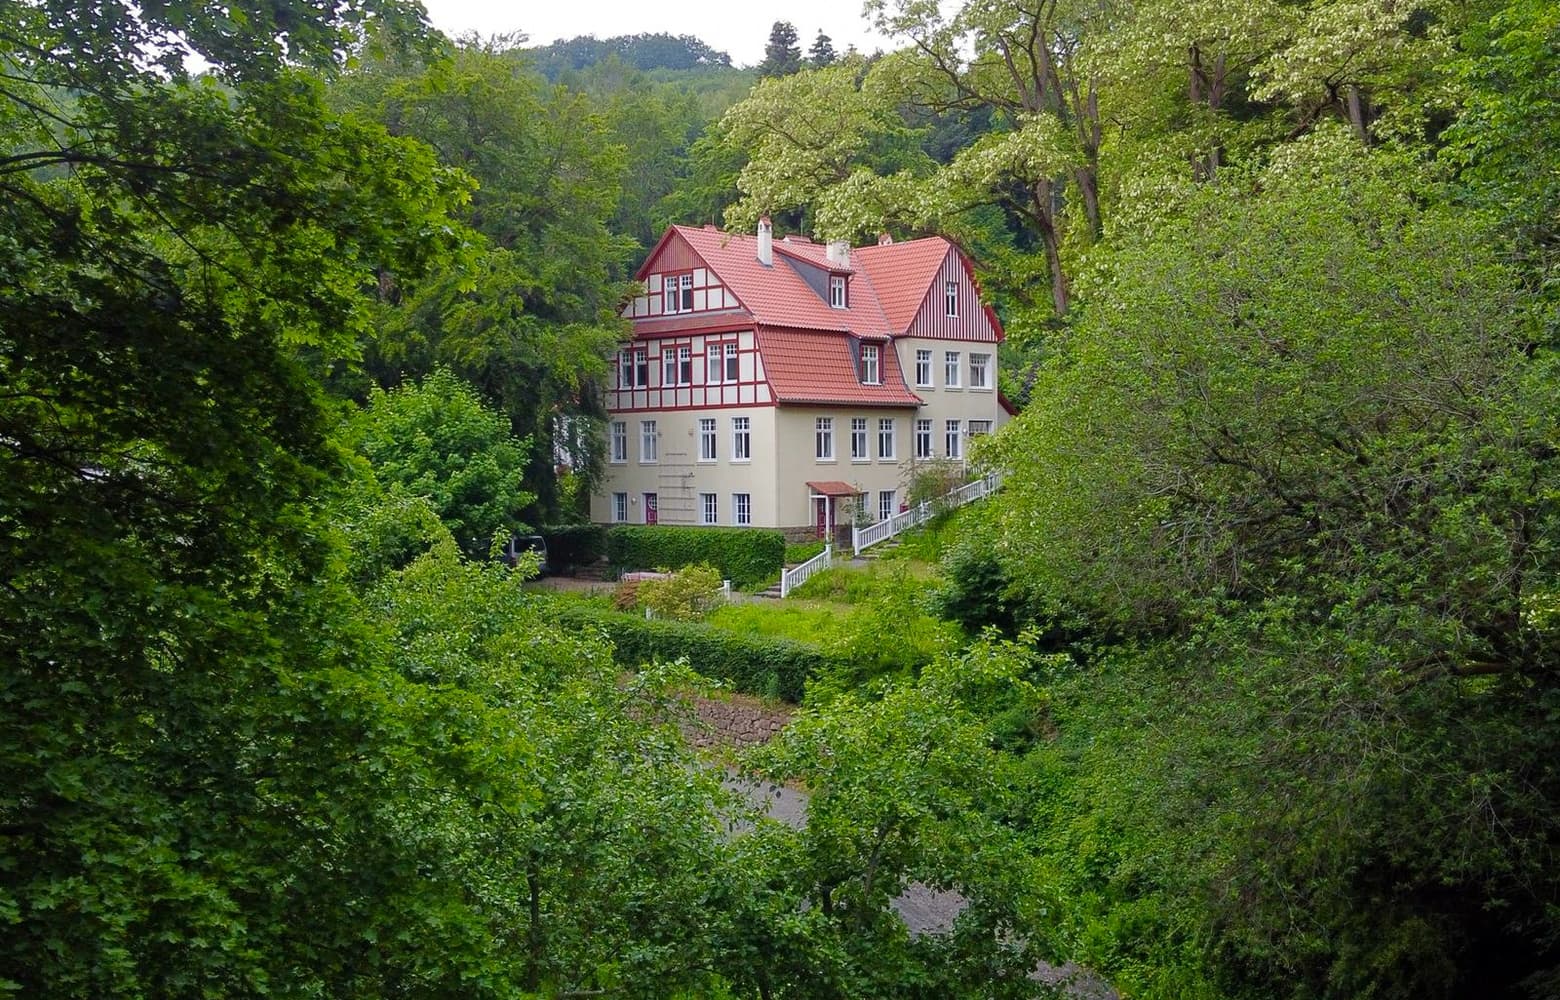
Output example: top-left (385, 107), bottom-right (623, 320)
top-left (1346, 85), bottom-right (1371, 145)
top-left (1034, 181), bottom-right (1070, 318)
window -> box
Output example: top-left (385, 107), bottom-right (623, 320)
top-left (969, 352), bottom-right (991, 389)
top-left (706, 343), bottom-right (722, 383)
top-left (969, 419), bottom-right (992, 438)
top-left (945, 280), bottom-right (958, 316)
top-left (914, 349), bottom-right (932, 387)
top-left (619, 348), bottom-right (648, 389)
top-left (700, 492), bottom-right (718, 525)
top-left (860, 344), bottom-right (880, 385)
top-left (879, 490), bottom-right (896, 522)
top-left (829, 275), bottom-right (846, 308)
top-left (877, 418), bottom-right (895, 459)
top-left (815, 417), bottom-right (834, 460)
top-left (640, 420), bottom-right (657, 462)
top-left (731, 416), bottom-right (751, 461)
top-left (663, 273), bottom-right (693, 313)
top-left (850, 417), bottom-right (868, 460)
top-left (710, 341), bottom-right (739, 383)
top-left (662, 345), bottom-right (692, 386)
top-left (914, 418), bottom-right (933, 459)
top-left (733, 492), bottom-right (752, 526)
top-left (610, 421), bottom-right (627, 463)
top-left (945, 419), bottom-right (963, 459)
top-left (944, 351), bottom-right (961, 387)
top-left (698, 418), bottom-right (717, 461)
top-left (612, 492), bottom-right (628, 522)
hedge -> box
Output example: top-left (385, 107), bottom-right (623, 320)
top-left (606, 525), bottom-right (785, 589)
top-left (549, 604), bottom-right (832, 703)
top-left (540, 524), bottom-right (608, 570)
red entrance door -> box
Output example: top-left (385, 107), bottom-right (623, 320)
top-left (814, 497), bottom-right (829, 539)
top-left (644, 493), bottom-right (658, 525)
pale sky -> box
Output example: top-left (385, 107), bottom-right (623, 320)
top-left (418, 0), bottom-right (898, 67)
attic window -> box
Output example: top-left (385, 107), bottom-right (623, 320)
top-left (944, 280), bottom-right (958, 317)
top-left (829, 275), bottom-right (847, 308)
top-left (664, 273), bottom-right (694, 313)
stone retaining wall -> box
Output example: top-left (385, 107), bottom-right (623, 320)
top-left (682, 694), bottom-right (792, 749)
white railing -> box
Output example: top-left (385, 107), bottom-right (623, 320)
top-left (779, 544), bottom-right (832, 598)
top-left (851, 470), bottom-right (1005, 557)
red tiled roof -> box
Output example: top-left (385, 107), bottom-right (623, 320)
top-left (852, 237), bottom-right (953, 333)
top-left (630, 313), bottom-right (751, 338)
top-left (806, 480), bottom-right (864, 497)
top-left (756, 327), bottom-right (923, 408)
top-left (667, 226), bottom-right (893, 336)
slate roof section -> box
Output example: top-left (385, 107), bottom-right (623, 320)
top-left (755, 327), bottom-right (923, 408)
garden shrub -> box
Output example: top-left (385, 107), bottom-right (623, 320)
top-left (540, 524), bottom-right (608, 570)
top-left (783, 539), bottom-right (826, 564)
top-left (607, 525), bottom-right (785, 588)
top-left (548, 603), bottom-right (832, 703)
top-left (637, 564), bottom-right (725, 621)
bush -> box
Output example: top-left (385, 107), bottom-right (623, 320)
top-left (637, 564), bottom-right (725, 621)
top-left (783, 540), bottom-right (826, 564)
top-left (541, 524), bottom-right (608, 570)
top-left (548, 603), bottom-right (832, 702)
top-left (607, 525), bottom-right (785, 589)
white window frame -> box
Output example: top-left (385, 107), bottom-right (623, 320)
top-left (610, 421), bottom-right (627, 463)
top-left (850, 417), bottom-right (868, 461)
top-left (698, 417), bottom-right (717, 462)
top-left (860, 344), bottom-right (880, 385)
top-left (914, 418), bottom-right (933, 459)
top-left (945, 280), bottom-right (958, 316)
top-left (815, 417), bottom-right (834, 461)
top-left (969, 352), bottom-right (991, 389)
top-left (612, 492), bottom-right (628, 522)
top-left (664, 273), bottom-right (693, 313)
top-left (724, 342), bottom-right (739, 381)
top-left (700, 492), bottom-right (718, 525)
top-left (632, 348), bottom-right (648, 388)
top-left (731, 416), bottom-right (751, 462)
top-left (706, 343), bottom-right (722, 384)
top-left (945, 419), bottom-right (963, 459)
top-left (829, 275), bottom-right (846, 308)
top-left (914, 349), bottom-right (932, 387)
top-left (879, 490), bottom-right (895, 522)
top-left (733, 492), bottom-right (752, 526)
top-left (640, 420), bottom-right (658, 463)
top-left (944, 350), bottom-right (961, 388)
top-left (877, 418), bottom-right (895, 460)
top-left (970, 419), bottom-right (993, 438)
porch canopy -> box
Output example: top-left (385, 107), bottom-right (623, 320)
top-left (805, 480), bottom-right (863, 497)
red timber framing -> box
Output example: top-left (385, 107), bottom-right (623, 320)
top-left (607, 328), bottom-right (774, 412)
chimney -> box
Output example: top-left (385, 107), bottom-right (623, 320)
top-left (877, 232), bottom-right (893, 246)
top-left (757, 215), bottom-right (772, 266)
top-left (826, 239), bottom-right (850, 267)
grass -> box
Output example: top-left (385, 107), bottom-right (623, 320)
top-left (706, 602), bottom-right (842, 646)
top-left (786, 559), bottom-right (939, 604)
top-left (783, 539), bottom-right (827, 565)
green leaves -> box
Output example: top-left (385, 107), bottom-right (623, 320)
top-left (343, 367), bottom-right (534, 558)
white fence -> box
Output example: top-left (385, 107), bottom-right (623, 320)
top-left (851, 471), bottom-right (1004, 557)
top-left (779, 544), bottom-right (832, 598)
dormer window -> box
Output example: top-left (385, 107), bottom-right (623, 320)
top-left (860, 343), bottom-right (880, 385)
top-left (829, 274), bottom-right (847, 308)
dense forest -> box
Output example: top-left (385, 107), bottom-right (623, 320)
top-left (2, 0), bottom-right (1556, 998)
